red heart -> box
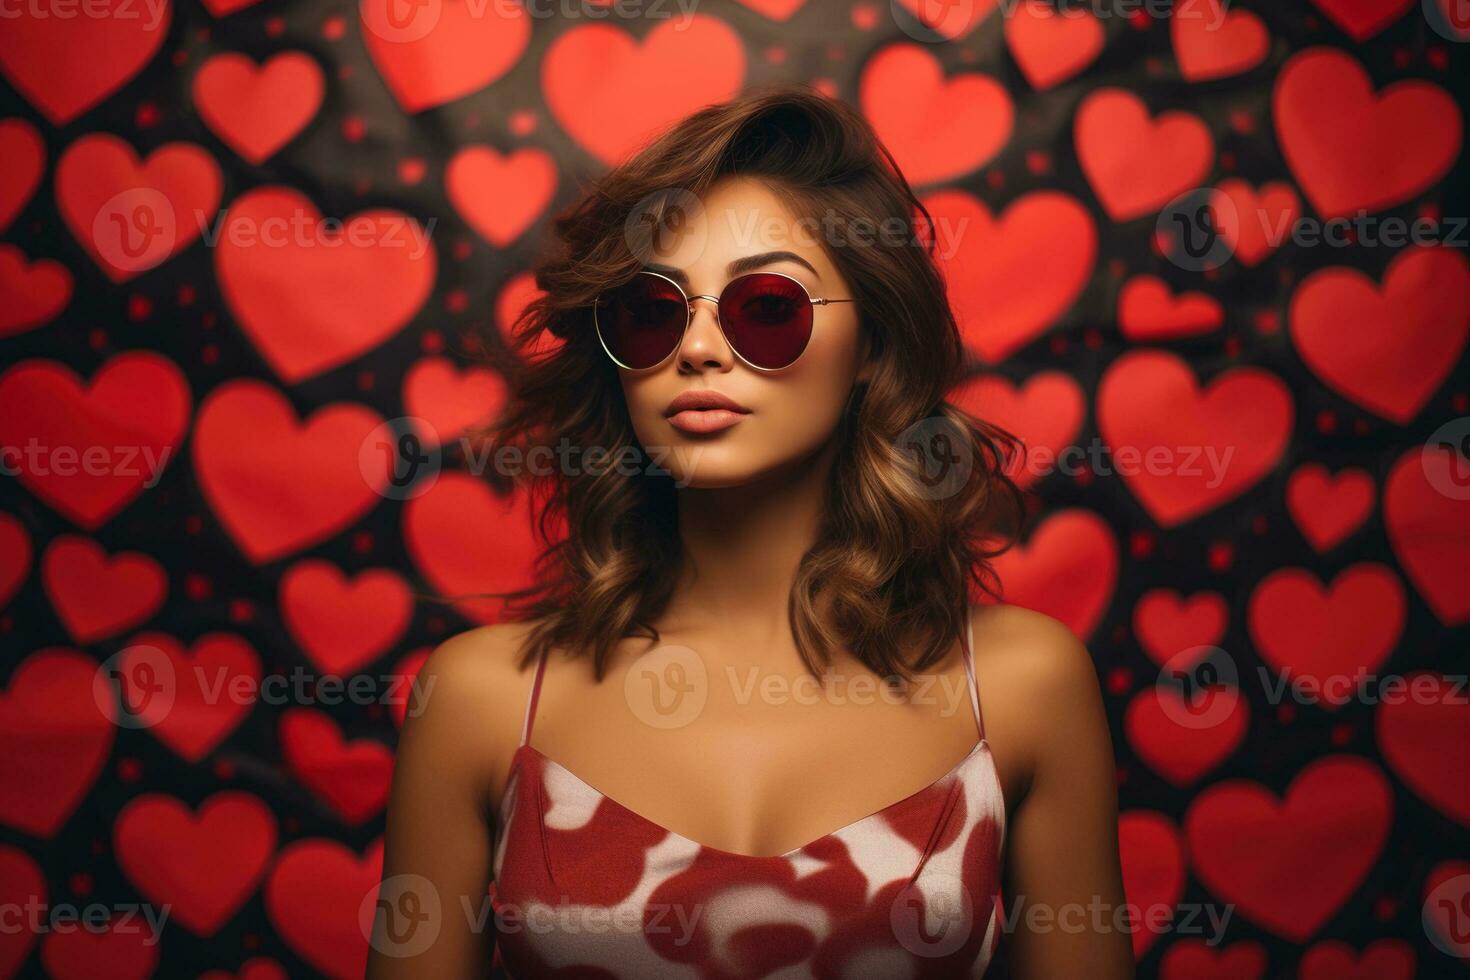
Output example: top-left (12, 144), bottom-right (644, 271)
top-left (0, 118), bottom-right (43, 232)
top-left (1274, 48), bottom-right (1461, 219)
top-left (950, 370), bottom-right (1085, 490)
top-left (280, 709), bottom-right (393, 825)
top-left (214, 187), bottom-right (436, 383)
top-left (1126, 685), bottom-right (1248, 786)
top-left (925, 189), bottom-right (1096, 363)
top-left (200, 0), bottom-right (262, 16)
top-left (1118, 275), bottom-right (1223, 342)
top-left (1377, 671), bottom-right (1470, 827)
top-left (1004, 0), bottom-right (1103, 92)
top-left (1097, 350), bottom-right (1292, 527)
top-left (0, 0), bottom-right (170, 125)
top-left (1118, 810), bottom-right (1186, 957)
top-left (496, 270), bottom-right (562, 359)
top-left (121, 631), bottom-right (259, 762)
top-left (543, 18), bottom-right (744, 167)
top-left (39, 914), bottom-right (159, 980)
top-left (402, 356), bottom-right (505, 448)
top-left (193, 380), bottom-right (387, 564)
top-left (0, 352), bottom-right (190, 530)
top-left (1286, 463), bottom-right (1373, 552)
top-left (1307, 0), bottom-right (1415, 39)
top-left (1172, 0), bottom-right (1269, 82)
top-left (1385, 446), bottom-right (1470, 625)
top-left (446, 145), bottom-right (557, 247)
top-left (733, 0), bottom-right (806, 20)
top-left (114, 790), bottom-right (276, 936)
top-left (193, 52), bottom-right (324, 165)
top-left (0, 845), bottom-right (45, 977)
top-left (214, 188), bottom-right (435, 382)
top-left (0, 513), bottom-right (29, 610)
top-left (199, 958), bottom-right (288, 980)
top-left (1299, 939), bottom-right (1416, 980)
top-left (0, 244), bottom-right (72, 337)
top-left (1185, 755), bottom-right (1392, 941)
top-left (989, 508), bottom-right (1116, 640)
top-left (1210, 179), bottom-right (1300, 267)
top-left (361, 0), bottom-right (529, 112)
top-left (1160, 940), bottom-right (1267, 980)
top-left (1076, 89), bottom-right (1214, 222)
top-left (1290, 246), bottom-right (1470, 424)
top-left (1423, 860), bottom-right (1470, 965)
top-left (388, 648), bottom-right (430, 728)
top-left (280, 560), bottom-right (412, 676)
top-left (404, 472), bottom-right (548, 624)
top-left (0, 649), bottom-right (113, 837)
top-left (891, 0), bottom-right (998, 40)
top-left (55, 134), bottom-right (222, 282)
top-left (266, 837), bottom-right (382, 980)
top-left (861, 44), bottom-right (1012, 186)
top-left (1133, 589), bottom-right (1228, 667)
top-left (1247, 563), bottom-right (1404, 710)
top-left (43, 535), bottom-right (167, 644)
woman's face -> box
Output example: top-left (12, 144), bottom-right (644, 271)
top-left (614, 176), bottom-right (871, 489)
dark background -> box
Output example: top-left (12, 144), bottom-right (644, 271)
top-left (1, 0), bottom-right (1468, 977)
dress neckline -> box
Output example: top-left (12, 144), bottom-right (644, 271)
top-left (506, 735), bottom-right (995, 861)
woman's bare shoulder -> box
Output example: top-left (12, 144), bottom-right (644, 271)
top-left (968, 602), bottom-right (1101, 692)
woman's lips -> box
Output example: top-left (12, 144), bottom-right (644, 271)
top-left (667, 408), bottom-right (747, 434)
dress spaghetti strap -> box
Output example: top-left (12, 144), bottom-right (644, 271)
top-left (519, 649), bottom-right (549, 746)
top-left (961, 610), bottom-right (986, 741)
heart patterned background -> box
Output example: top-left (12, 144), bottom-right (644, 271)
top-left (1, 0), bottom-right (1469, 976)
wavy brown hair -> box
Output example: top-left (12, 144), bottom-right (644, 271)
top-left (475, 83), bottom-right (1028, 682)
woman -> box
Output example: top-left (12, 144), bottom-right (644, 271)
top-left (369, 85), bottom-right (1133, 978)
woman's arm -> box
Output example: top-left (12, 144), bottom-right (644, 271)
top-left (984, 608), bottom-right (1136, 977)
top-left (366, 628), bottom-right (524, 979)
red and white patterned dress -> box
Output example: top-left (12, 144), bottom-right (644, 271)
top-left (489, 616), bottom-right (1006, 979)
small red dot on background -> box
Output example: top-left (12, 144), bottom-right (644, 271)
top-left (214, 759), bottom-right (236, 779)
top-left (1228, 110), bottom-right (1254, 135)
top-left (813, 79), bottom-right (839, 98)
top-left (1105, 667), bottom-right (1131, 695)
top-left (1373, 896), bottom-right (1396, 921)
top-left (202, 345), bottom-right (219, 366)
top-left (1048, 335), bottom-right (1067, 355)
top-left (421, 331), bottom-right (445, 353)
top-left (1428, 47), bottom-right (1448, 71)
top-left (1253, 311), bottom-right (1280, 335)
top-left (1083, 328), bottom-right (1102, 350)
top-left (1224, 335), bottom-right (1241, 357)
top-left (70, 873), bottom-right (93, 897)
top-left (765, 47), bottom-right (787, 65)
top-left (398, 158), bottom-right (427, 185)
top-left (135, 103), bottom-right (161, 128)
top-left (1207, 542), bottom-right (1233, 571)
top-left (1129, 531), bottom-right (1154, 559)
top-left (1128, 9), bottom-right (1150, 28)
top-left (357, 371), bottom-right (375, 391)
top-left (1024, 150), bottom-right (1050, 175)
top-left (1107, 258), bottom-right (1126, 279)
top-left (1330, 723), bottom-right (1352, 746)
top-left (1316, 410), bottom-right (1336, 434)
top-left (1453, 393), bottom-right (1468, 413)
top-left (127, 295), bottom-right (152, 321)
top-left (202, 312), bottom-right (217, 329)
top-left (509, 110), bottom-right (538, 136)
top-left (229, 599), bottom-right (254, 623)
top-left (453, 240), bottom-right (473, 261)
top-left (353, 531), bottom-right (374, 553)
top-left (446, 289), bottom-right (469, 314)
top-left (171, 49), bottom-right (188, 67)
top-left (118, 758), bottom-right (142, 782)
top-left (343, 117), bottom-right (366, 143)
top-left (185, 574), bottom-right (213, 600)
top-left (89, 329), bottom-right (107, 350)
top-left (984, 169), bottom-right (1005, 190)
top-left (1392, 48), bottom-right (1410, 69)
top-left (265, 16), bottom-right (285, 36)
top-left (851, 3), bottom-right (879, 29)
top-left (322, 15), bottom-right (346, 39)
top-left (178, 285), bottom-right (196, 306)
top-left (1276, 702), bottom-right (1295, 724)
top-left (1220, 151), bottom-right (1235, 171)
top-left (1073, 465), bottom-right (1093, 487)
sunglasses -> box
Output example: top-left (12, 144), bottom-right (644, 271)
top-left (593, 269), bottom-right (856, 371)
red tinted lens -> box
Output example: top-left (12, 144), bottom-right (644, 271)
top-left (595, 273), bottom-right (687, 369)
top-left (718, 273), bottom-right (812, 369)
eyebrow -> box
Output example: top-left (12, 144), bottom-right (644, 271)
top-left (645, 250), bottom-right (822, 288)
